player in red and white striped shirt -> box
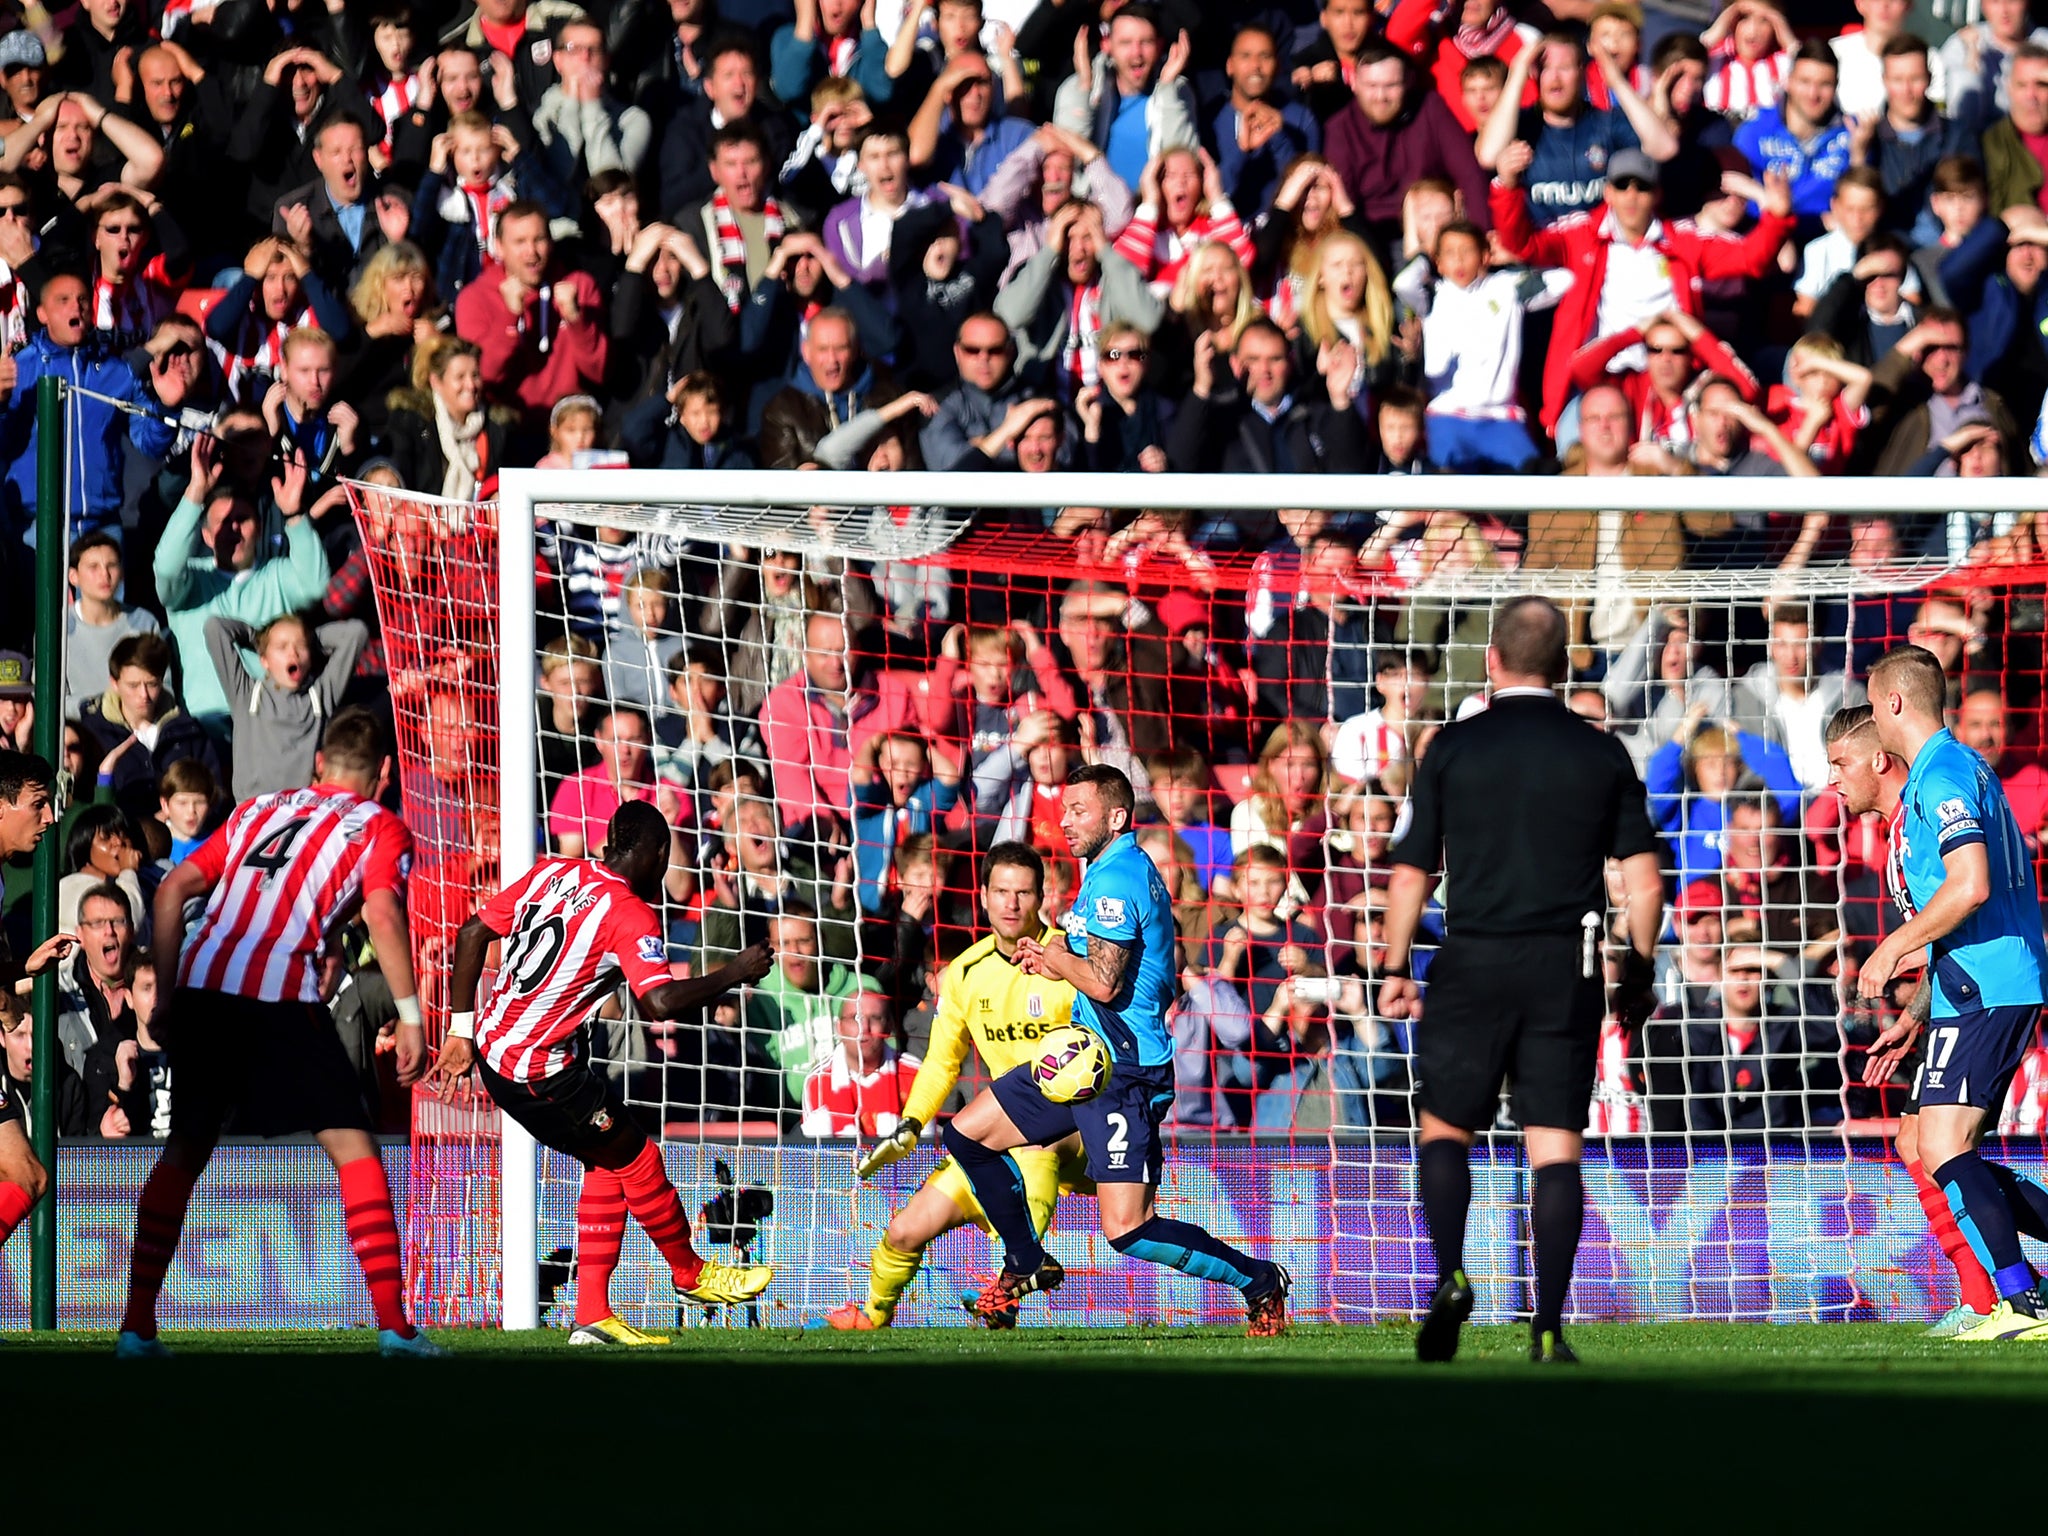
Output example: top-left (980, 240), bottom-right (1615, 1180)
top-left (118, 709), bottom-right (441, 1358)
top-left (433, 800), bottom-right (774, 1346)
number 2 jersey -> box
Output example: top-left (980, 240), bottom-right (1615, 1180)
top-left (473, 857), bottom-right (673, 1082)
top-left (179, 784), bottom-right (412, 1003)
top-left (1898, 728), bottom-right (2047, 1018)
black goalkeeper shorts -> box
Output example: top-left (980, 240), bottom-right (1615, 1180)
top-left (1415, 934), bottom-right (1605, 1132)
top-left (0, 1069), bottom-right (19, 1131)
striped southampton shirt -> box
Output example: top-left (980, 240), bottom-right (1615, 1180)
top-left (473, 857), bottom-right (673, 1082)
top-left (180, 785), bottom-right (413, 1002)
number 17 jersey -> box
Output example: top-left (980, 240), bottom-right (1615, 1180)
top-left (474, 857), bottom-right (674, 1082)
top-left (1898, 728), bottom-right (2047, 1018)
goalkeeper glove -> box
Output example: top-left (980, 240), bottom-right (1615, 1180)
top-left (1614, 949), bottom-right (1658, 1035)
top-left (856, 1117), bottom-right (923, 1180)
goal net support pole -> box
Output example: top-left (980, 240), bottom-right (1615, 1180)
top-left (497, 474), bottom-right (542, 1331)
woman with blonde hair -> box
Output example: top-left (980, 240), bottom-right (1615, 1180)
top-left (336, 240), bottom-right (442, 446)
top-left (1251, 155), bottom-right (1351, 335)
top-left (1231, 720), bottom-right (1329, 860)
top-left (1296, 228), bottom-right (1399, 412)
top-left (386, 334), bottom-right (507, 500)
top-left (1151, 241), bottom-right (1263, 396)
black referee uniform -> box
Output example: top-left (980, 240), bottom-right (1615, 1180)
top-left (1388, 682), bottom-right (1660, 1363)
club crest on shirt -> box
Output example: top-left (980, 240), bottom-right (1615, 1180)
top-left (637, 934), bottom-right (666, 963)
top-left (530, 37), bottom-right (552, 65)
top-left (1027, 993), bottom-right (1044, 1017)
top-left (1093, 896), bottom-right (1126, 927)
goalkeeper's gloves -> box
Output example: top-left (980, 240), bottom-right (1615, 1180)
top-left (856, 1117), bottom-right (923, 1180)
top-left (1614, 949), bottom-right (1658, 1035)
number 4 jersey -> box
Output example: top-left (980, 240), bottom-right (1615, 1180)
top-left (473, 857), bottom-right (673, 1082)
top-left (180, 784), bottom-right (413, 1003)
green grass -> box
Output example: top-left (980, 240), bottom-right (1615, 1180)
top-left (7, 1323), bottom-right (2038, 1523)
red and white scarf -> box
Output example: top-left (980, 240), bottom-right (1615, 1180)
top-left (371, 71), bottom-right (419, 154)
top-left (711, 187), bottom-right (784, 312)
top-left (825, 32), bottom-right (857, 77)
top-left (209, 304), bottom-right (311, 404)
top-left (0, 259), bottom-right (29, 355)
top-left (461, 175), bottom-right (513, 259)
top-left (1060, 280), bottom-right (1102, 396)
top-left (1453, 6), bottom-right (1516, 60)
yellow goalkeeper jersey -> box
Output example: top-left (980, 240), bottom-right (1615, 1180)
top-left (902, 927), bottom-right (1076, 1128)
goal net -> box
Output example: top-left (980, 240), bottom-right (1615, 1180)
top-left (354, 468), bottom-right (2048, 1330)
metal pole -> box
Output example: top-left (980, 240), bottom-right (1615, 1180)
top-left (495, 475), bottom-right (539, 1331)
top-left (28, 372), bottom-right (60, 1330)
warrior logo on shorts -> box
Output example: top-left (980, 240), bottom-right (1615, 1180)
top-left (591, 1107), bottom-right (613, 1132)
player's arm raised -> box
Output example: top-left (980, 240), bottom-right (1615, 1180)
top-left (636, 942), bottom-right (774, 1020)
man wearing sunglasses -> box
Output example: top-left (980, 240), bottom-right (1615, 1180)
top-left (922, 313), bottom-right (1060, 470)
top-left (1491, 143), bottom-right (1795, 434)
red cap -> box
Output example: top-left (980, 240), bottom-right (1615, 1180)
top-left (1676, 879), bottom-right (1723, 916)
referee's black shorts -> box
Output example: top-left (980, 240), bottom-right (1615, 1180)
top-left (478, 1057), bottom-right (645, 1169)
top-left (169, 986), bottom-right (375, 1139)
top-left (1415, 934), bottom-right (1605, 1132)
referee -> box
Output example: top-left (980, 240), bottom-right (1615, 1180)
top-left (1378, 596), bottom-right (1665, 1365)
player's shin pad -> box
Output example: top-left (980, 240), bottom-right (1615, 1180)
top-left (940, 1122), bottom-right (1045, 1274)
top-left (1108, 1215), bottom-right (1263, 1292)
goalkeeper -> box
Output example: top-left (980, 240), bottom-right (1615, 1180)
top-left (829, 841), bottom-right (1093, 1330)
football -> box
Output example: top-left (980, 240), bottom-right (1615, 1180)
top-left (1032, 1026), bottom-right (1110, 1104)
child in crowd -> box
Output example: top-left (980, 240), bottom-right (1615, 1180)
top-left (1146, 746), bottom-right (1233, 896)
top-left (1398, 218), bottom-right (1567, 472)
top-left (603, 567), bottom-right (687, 714)
top-left (930, 620), bottom-right (1078, 775)
top-left (205, 614), bottom-right (370, 800)
top-left (155, 759), bottom-right (216, 869)
top-left (1766, 333), bottom-right (1872, 473)
top-left (1702, 0), bottom-right (1796, 119)
top-left (365, 1), bottom-right (421, 160)
top-left (1330, 655), bottom-right (1431, 786)
top-left (412, 109), bottom-right (563, 297)
top-left (1459, 55), bottom-right (1509, 131)
top-left (654, 648), bottom-right (739, 791)
top-left (1794, 168), bottom-right (1905, 316)
top-left (1211, 844), bottom-right (1323, 1019)
top-left (972, 707), bottom-right (1073, 852)
top-left (622, 372), bottom-right (758, 470)
top-left (781, 76), bottom-right (872, 218)
top-left (849, 730), bottom-right (962, 911)
top-left (1370, 386), bottom-right (1431, 475)
top-left (536, 395), bottom-right (605, 469)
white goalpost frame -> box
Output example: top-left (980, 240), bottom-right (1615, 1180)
top-left (488, 466), bottom-right (2048, 1331)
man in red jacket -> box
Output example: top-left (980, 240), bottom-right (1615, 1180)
top-left (1491, 144), bottom-right (1794, 433)
top-left (453, 199), bottom-right (607, 432)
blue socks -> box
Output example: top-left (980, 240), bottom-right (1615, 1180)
top-left (1934, 1150), bottom-right (2037, 1299)
top-left (1109, 1214), bottom-right (1271, 1295)
top-left (941, 1122), bottom-right (1047, 1275)
top-left (1988, 1162), bottom-right (2048, 1243)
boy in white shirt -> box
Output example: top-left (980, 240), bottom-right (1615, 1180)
top-left (1395, 218), bottom-right (1567, 472)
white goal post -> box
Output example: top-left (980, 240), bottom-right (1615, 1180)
top-left (472, 466), bottom-right (2043, 1331)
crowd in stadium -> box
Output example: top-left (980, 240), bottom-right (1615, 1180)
top-left (3, 0), bottom-right (2048, 1142)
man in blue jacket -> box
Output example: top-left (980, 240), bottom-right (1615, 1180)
top-left (0, 271), bottom-right (188, 551)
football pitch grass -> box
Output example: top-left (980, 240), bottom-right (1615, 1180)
top-left (9, 1321), bottom-right (2045, 1522)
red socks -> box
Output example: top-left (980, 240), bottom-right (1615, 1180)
top-left (618, 1141), bottom-right (703, 1290)
top-left (1908, 1157), bottom-right (1998, 1314)
top-left (574, 1169), bottom-right (627, 1326)
top-left (338, 1156), bottom-right (412, 1336)
top-left (121, 1159), bottom-right (199, 1338)
top-left (0, 1178), bottom-right (34, 1247)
